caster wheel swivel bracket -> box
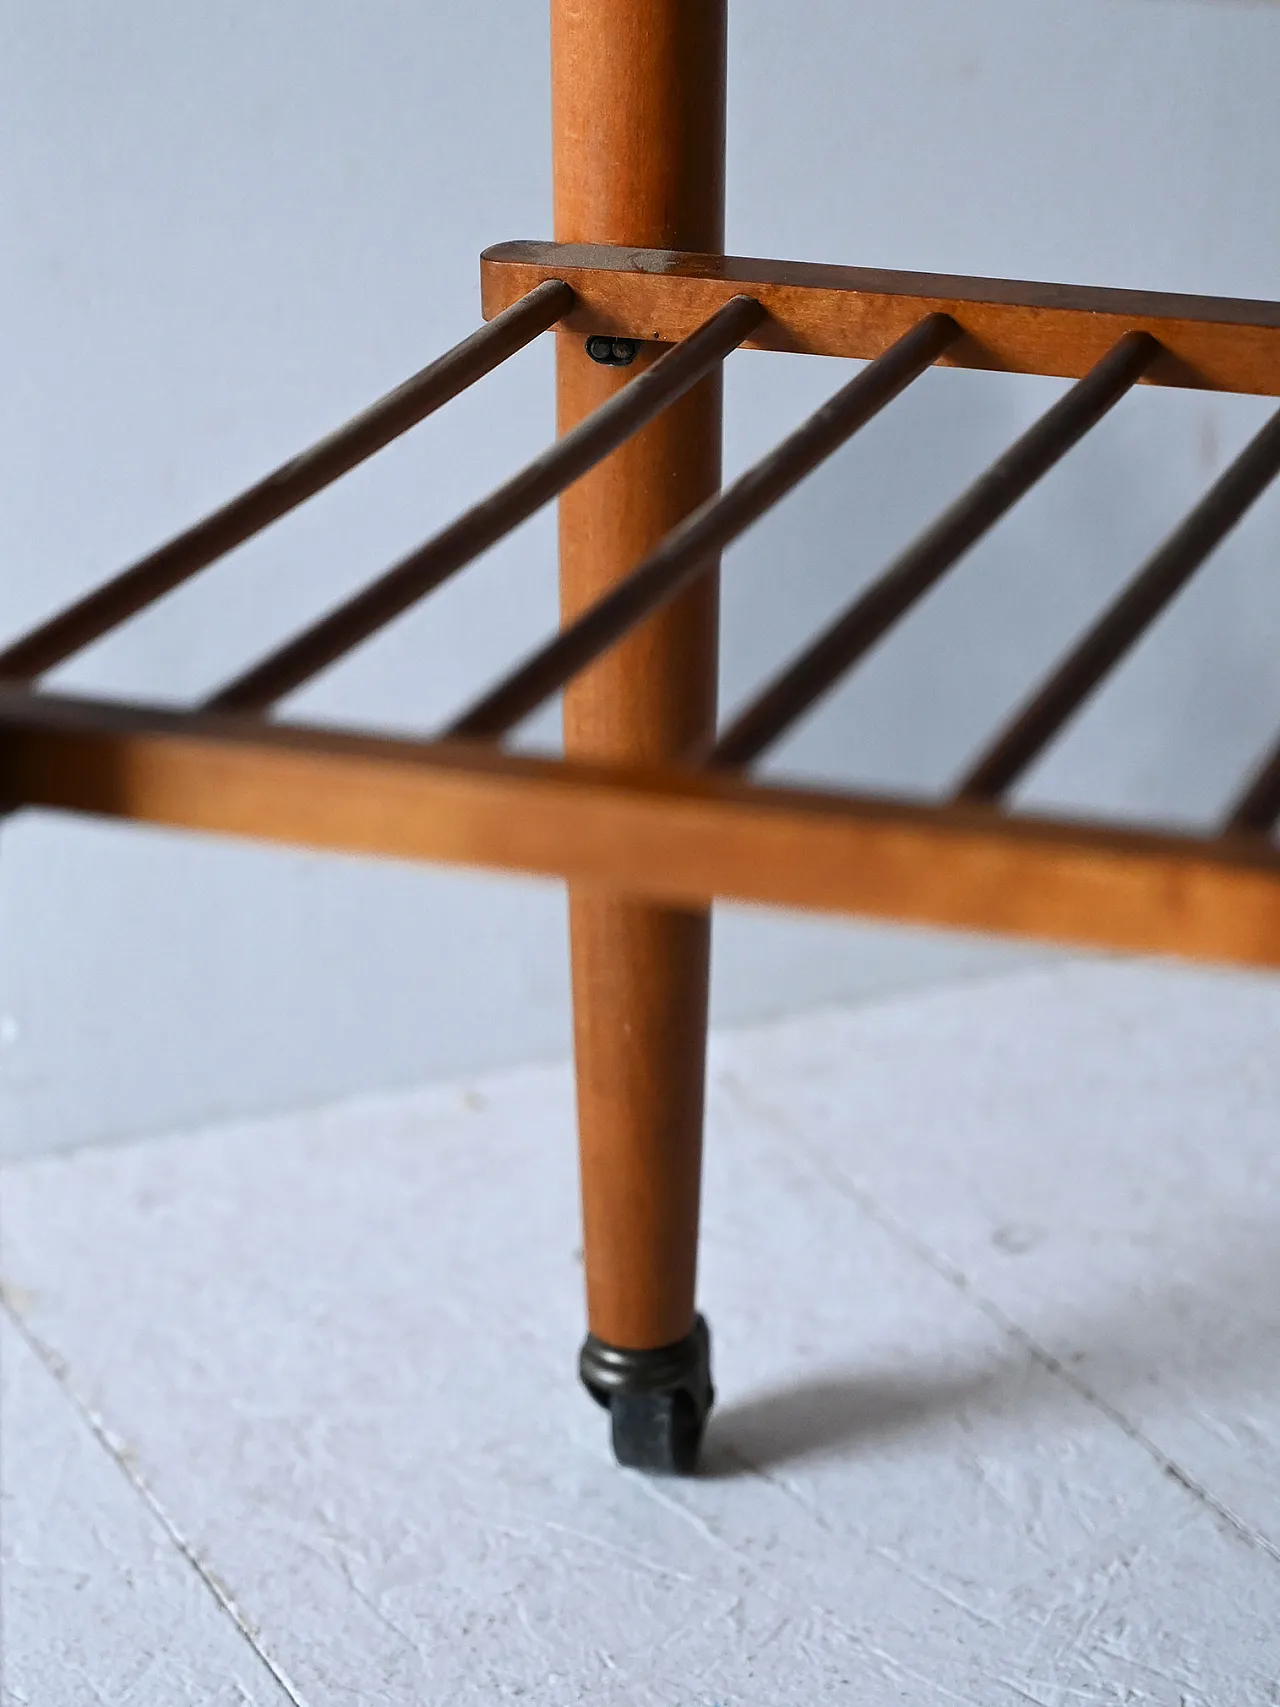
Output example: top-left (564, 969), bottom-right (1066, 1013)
top-left (578, 1314), bottom-right (714, 1475)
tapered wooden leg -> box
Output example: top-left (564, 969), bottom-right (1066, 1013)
top-left (552, 0), bottom-right (726, 1471)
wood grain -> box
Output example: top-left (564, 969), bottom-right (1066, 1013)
top-left (482, 242), bottom-right (1280, 396)
top-left (6, 687), bottom-right (1280, 971)
top-left (552, 0), bottom-right (727, 1350)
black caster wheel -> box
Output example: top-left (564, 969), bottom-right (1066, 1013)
top-left (610, 1389), bottom-right (706, 1475)
top-left (579, 1314), bottom-right (714, 1476)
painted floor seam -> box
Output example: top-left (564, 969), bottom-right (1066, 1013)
top-left (793, 1138), bottom-right (1280, 1572)
top-left (0, 1295), bottom-right (310, 1707)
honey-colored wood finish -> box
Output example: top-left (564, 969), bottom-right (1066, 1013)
top-left (5, 0), bottom-right (1280, 1502)
top-left (481, 242), bottom-right (1280, 396)
top-left (5, 688), bottom-right (1280, 970)
top-left (552, 0), bottom-right (728, 1350)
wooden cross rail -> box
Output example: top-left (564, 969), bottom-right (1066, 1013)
top-left (3, 687), bottom-right (1280, 968)
top-left (3, 240), bottom-right (1279, 978)
top-left (480, 242), bottom-right (1280, 394)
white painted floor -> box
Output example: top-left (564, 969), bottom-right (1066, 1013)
top-left (3, 959), bottom-right (1280, 1705)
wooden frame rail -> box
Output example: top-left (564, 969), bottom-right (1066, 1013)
top-left (4, 687), bottom-right (1280, 969)
top-left (481, 242), bottom-right (1280, 394)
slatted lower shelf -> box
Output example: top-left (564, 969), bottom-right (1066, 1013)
top-left (2, 241), bottom-right (1278, 974)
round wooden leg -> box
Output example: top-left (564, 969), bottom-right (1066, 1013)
top-left (551, 0), bottom-right (727, 1471)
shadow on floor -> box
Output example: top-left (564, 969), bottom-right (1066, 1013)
top-left (703, 1198), bottom-right (1280, 1480)
top-left (702, 1359), bottom-right (1003, 1478)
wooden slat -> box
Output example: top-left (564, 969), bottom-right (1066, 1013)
top-left (709, 332), bottom-right (1157, 769)
top-left (481, 242), bottom-right (1280, 397)
top-left (206, 296), bottom-right (764, 713)
top-left (446, 313), bottom-right (960, 739)
top-left (4, 687), bottom-right (1280, 971)
top-left (960, 403), bottom-right (1280, 802)
top-left (1226, 738), bottom-right (1280, 836)
top-left (0, 282), bottom-right (574, 683)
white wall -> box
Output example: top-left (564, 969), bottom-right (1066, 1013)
top-left (3, 0), bottom-right (1278, 1158)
